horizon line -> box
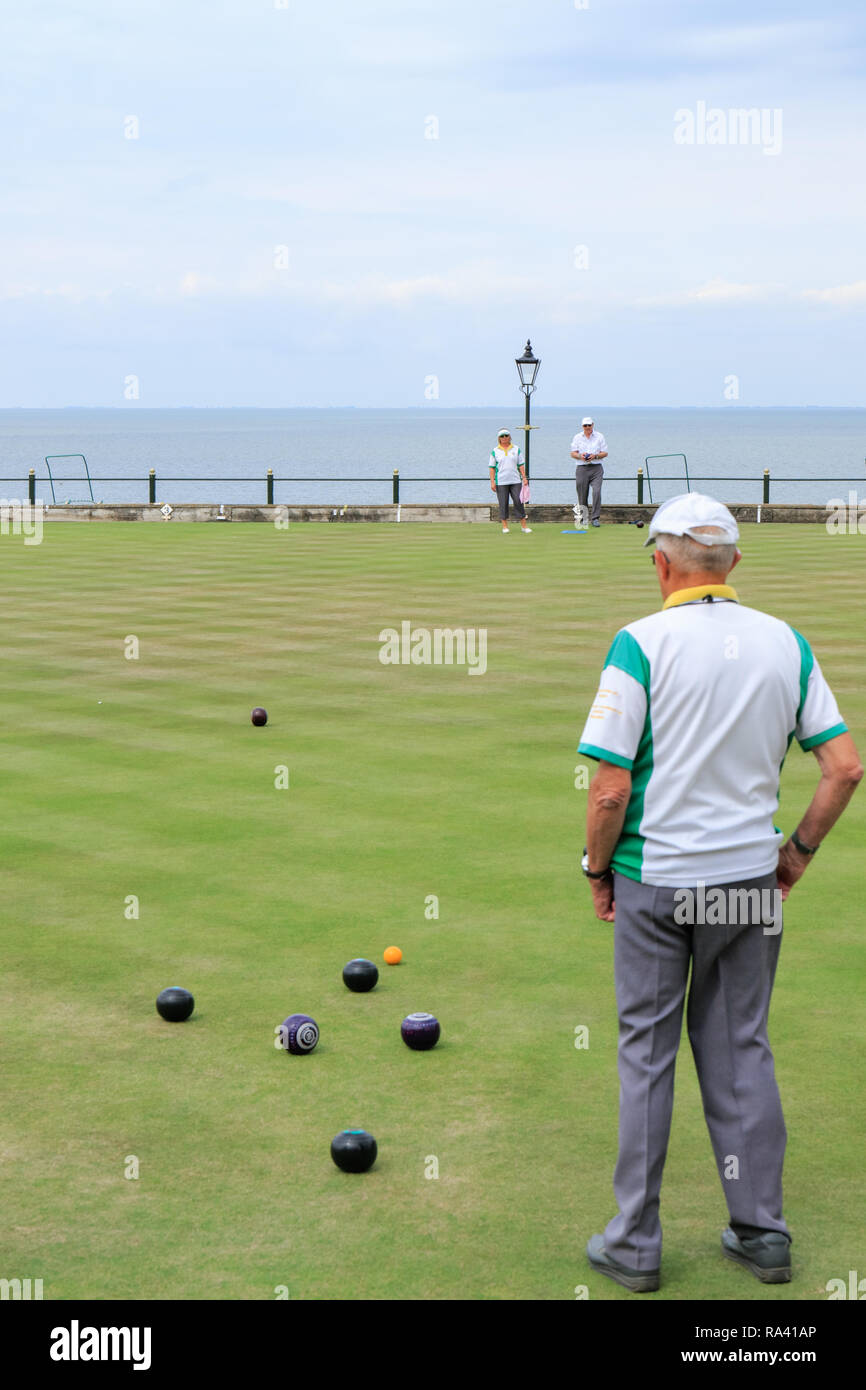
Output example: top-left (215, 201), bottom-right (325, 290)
top-left (2, 404), bottom-right (865, 413)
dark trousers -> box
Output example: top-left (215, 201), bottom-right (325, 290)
top-left (496, 483), bottom-right (526, 521)
top-left (575, 464), bottom-right (603, 522)
top-left (603, 870), bottom-right (788, 1270)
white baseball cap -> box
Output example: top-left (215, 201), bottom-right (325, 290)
top-left (497, 428), bottom-right (512, 437)
top-left (581, 417), bottom-right (594, 426)
top-left (644, 492), bottom-right (740, 547)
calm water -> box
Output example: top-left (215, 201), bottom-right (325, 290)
top-left (1, 407), bottom-right (864, 507)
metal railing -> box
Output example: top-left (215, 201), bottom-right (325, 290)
top-left (1, 465), bottom-right (865, 507)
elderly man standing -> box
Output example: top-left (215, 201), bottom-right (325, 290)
top-left (571, 416), bottom-right (608, 527)
top-left (577, 493), bottom-right (862, 1293)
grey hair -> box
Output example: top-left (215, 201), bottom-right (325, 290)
top-left (655, 526), bottom-right (737, 576)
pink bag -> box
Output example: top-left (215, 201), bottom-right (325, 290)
top-left (519, 482), bottom-right (530, 504)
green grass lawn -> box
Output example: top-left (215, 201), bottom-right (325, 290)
top-left (1, 519), bottom-right (864, 1301)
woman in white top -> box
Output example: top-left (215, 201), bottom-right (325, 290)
top-left (488, 430), bottom-right (531, 533)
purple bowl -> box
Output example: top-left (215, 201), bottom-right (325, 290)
top-left (280, 1013), bottom-right (319, 1054)
top-left (401, 1012), bottom-right (441, 1051)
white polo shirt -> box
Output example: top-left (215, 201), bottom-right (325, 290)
top-left (578, 586), bottom-right (847, 886)
top-left (489, 445), bottom-right (523, 486)
top-left (572, 430), bottom-right (606, 462)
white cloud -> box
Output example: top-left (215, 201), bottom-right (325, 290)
top-left (635, 277), bottom-right (866, 314)
top-left (311, 271), bottom-right (542, 308)
top-left (802, 280), bottom-right (866, 306)
top-left (0, 283), bottom-right (96, 304)
top-left (0, 266), bottom-right (547, 311)
top-left (635, 277), bottom-right (782, 308)
top-left (179, 272), bottom-right (218, 297)
top-left (6, 268), bottom-right (866, 323)
top-left (689, 278), bottom-right (777, 302)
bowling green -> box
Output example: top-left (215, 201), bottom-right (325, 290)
top-left (1, 520), bottom-right (863, 1301)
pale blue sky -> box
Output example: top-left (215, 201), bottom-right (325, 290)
top-left (1, 0), bottom-right (864, 406)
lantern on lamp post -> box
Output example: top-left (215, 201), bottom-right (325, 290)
top-left (515, 340), bottom-right (540, 479)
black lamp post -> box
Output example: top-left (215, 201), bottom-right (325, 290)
top-left (515, 340), bottom-right (540, 479)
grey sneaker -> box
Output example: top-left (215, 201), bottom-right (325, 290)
top-left (591, 519), bottom-right (600, 527)
top-left (586, 1234), bottom-right (660, 1293)
top-left (722, 1227), bottom-right (792, 1284)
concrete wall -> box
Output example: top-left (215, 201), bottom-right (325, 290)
top-left (37, 501), bottom-right (833, 524)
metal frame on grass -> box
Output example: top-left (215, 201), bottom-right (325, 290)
top-left (643, 454), bottom-right (691, 504)
top-left (44, 455), bottom-right (95, 504)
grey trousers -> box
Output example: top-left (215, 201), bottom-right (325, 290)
top-left (575, 463), bottom-right (603, 523)
top-left (603, 870), bottom-right (788, 1270)
top-left (496, 483), bottom-right (526, 521)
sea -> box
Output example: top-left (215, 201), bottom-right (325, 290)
top-left (1, 407), bottom-right (864, 509)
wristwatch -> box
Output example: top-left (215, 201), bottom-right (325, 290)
top-left (790, 828), bottom-right (819, 856)
top-left (581, 848), bottom-right (612, 880)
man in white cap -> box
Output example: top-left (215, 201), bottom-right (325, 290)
top-left (577, 493), bottom-right (862, 1292)
top-left (571, 417), bottom-right (608, 527)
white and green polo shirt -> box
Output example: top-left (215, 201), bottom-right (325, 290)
top-left (489, 446), bottom-right (523, 486)
top-left (578, 585), bottom-right (848, 886)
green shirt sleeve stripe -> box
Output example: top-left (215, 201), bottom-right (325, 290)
top-left (800, 721), bottom-right (848, 752)
top-left (789, 626), bottom-right (814, 725)
top-left (602, 630), bottom-right (650, 690)
top-left (577, 742), bottom-right (634, 770)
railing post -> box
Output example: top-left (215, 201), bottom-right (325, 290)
top-left (763, 469), bottom-right (770, 504)
top-left (637, 468), bottom-right (644, 505)
top-left (267, 469), bottom-right (274, 505)
top-left (28, 469), bottom-right (36, 505)
top-left (393, 469), bottom-right (399, 504)
top-left (149, 469), bottom-right (156, 504)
